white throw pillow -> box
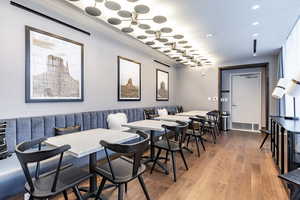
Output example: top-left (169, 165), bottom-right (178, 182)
top-left (157, 108), bottom-right (168, 117)
top-left (107, 113), bottom-right (129, 131)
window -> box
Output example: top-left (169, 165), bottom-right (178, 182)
top-left (283, 18), bottom-right (300, 117)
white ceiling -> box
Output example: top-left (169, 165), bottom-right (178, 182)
top-left (22, 0), bottom-right (300, 65)
top-left (154, 0), bottom-right (300, 64)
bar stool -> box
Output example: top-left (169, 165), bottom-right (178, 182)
top-left (279, 168), bottom-right (300, 200)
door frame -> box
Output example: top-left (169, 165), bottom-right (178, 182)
top-left (230, 72), bottom-right (262, 131)
top-left (218, 62), bottom-right (269, 129)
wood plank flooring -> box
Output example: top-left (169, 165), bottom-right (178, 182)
top-left (12, 130), bottom-right (288, 200)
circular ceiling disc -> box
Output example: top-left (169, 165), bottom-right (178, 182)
top-left (134, 5), bottom-right (150, 14)
top-left (174, 34), bottom-right (184, 39)
top-left (107, 17), bottom-right (122, 25)
top-left (178, 40), bottom-right (188, 44)
top-left (127, 0), bottom-right (138, 2)
top-left (160, 27), bottom-right (173, 33)
top-left (137, 35), bottom-right (147, 40)
top-left (105, 1), bottom-right (121, 11)
top-left (192, 53), bottom-right (200, 56)
top-left (139, 24), bottom-right (151, 30)
top-left (172, 56), bottom-right (180, 59)
top-left (95, 0), bottom-right (104, 2)
top-left (121, 27), bottom-right (134, 33)
top-left (176, 59), bottom-right (183, 62)
top-left (145, 41), bottom-right (155, 45)
top-left (190, 50), bottom-right (196, 52)
top-left (153, 47), bottom-right (161, 50)
top-left (85, 7), bottom-right (101, 16)
top-left (184, 45), bottom-right (192, 49)
top-left (145, 30), bottom-right (155, 35)
top-left (164, 42), bottom-right (173, 46)
top-left (153, 16), bottom-right (167, 24)
top-left (157, 38), bottom-right (168, 43)
top-left (164, 50), bottom-right (171, 53)
top-left (118, 10), bottom-right (132, 18)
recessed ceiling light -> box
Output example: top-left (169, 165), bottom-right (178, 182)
top-left (252, 33), bottom-right (259, 37)
top-left (206, 33), bottom-right (213, 38)
top-left (251, 5), bottom-right (260, 10)
top-left (252, 21), bottom-right (260, 26)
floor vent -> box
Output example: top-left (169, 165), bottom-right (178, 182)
top-left (232, 122), bottom-right (260, 131)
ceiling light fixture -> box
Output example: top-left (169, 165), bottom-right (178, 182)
top-left (66, 0), bottom-right (213, 66)
top-left (251, 5), bottom-right (260, 10)
top-left (252, 33), bottom-right (259, 38)
top-left (252, 21), bottom-right (260, 26)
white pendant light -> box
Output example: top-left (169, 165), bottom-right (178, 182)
top-left (272, 78), bottom-right (290, 99)
top-left (286, 71), bottom-right (300, 97)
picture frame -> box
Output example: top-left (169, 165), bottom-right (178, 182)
top-left (25, 26), bottom-right (84, 103)
top-left (118, 56), bottom-right (141, 101)
top-left (156, 69), bottom-right (169, 101)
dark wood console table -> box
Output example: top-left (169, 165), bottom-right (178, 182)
top-left (270, 116), bottom-right (300, 174)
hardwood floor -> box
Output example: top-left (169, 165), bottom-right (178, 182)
top-left (12, 130), bottom-right (288, 200)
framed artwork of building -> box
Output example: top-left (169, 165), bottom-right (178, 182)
top-left (118, 56), bottom-right (141, 101)
top-left (156, 69), bottom-right (169, 101)
top-left (25, 26), bottom-right (84, 103)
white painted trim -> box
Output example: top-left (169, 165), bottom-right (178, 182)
top-left (230, 72), bottom-right (262, 131)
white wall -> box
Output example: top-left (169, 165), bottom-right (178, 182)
top-left (0, 0), bottom-right (177, 119)
top-left (175, 56), bottom-right (279, 117)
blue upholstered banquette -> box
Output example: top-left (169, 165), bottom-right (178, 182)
top-left (0, 106), bottom-right (178, 199)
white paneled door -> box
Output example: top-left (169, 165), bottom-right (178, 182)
top-left (230, 73), bottom-right (261, 131)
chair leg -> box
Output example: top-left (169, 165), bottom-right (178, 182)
top-left (138, 175), bottom-right (151, 200)
top-left (29, 195), bottom-right (34, 200)
top-left (259, 134), bottom-right (269, 149)
top-left (63, 190), bottom-right (68, 200)
top-left (73, 185), bottom-right (83, 200)
top-left (150, 148), bottom-right (162, 174)
top-left (193, 135), bottom-right (200, 157)
top-left (171, 152), bottom-right (177, 182)
top-left (118, 184), bottom-right (124, 200)
top-left (180, 150), bottom-right (189, 170)
top-left (199, 136), bottom-right (206, 151)
top-left (95, 178), bottom-right (107, 200)
top-left (125, 183), bottom-right (128, 193)
top-left (186, 135), bottom-right (191, 148)
top-left (165, 150), bottom-right (169, 163)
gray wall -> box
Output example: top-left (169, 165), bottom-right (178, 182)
top-left (0, 0), bottom-right (177, 119)
top-left (175, 56), bottom-right (279, 117)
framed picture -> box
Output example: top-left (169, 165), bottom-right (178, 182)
top-left (156, 69), bottom-right (169, 101)
top-left (118, 56), bottom-right (141, 101)
top-left (25, 26), bottom-right (84, 103)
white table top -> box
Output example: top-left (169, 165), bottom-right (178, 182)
top-left (154, 115), bottom-right (191, 123)
top-left (176, 110), bottom-right (210, 117)
top-left (122, 120), bottom-right (178, 132)
top-left (44, 128), bottom-right (139, 158)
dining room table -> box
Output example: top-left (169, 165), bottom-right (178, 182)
top-left (176, 110), bottom-right (210, 117)
top-left (122, 120), bottom-right (178, 174)
top-left (154, 115), bottom-right (191, 123)
top-left (44, 128), bottom-right (139, 198)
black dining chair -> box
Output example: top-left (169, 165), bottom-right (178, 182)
top-left (15, 137), bottom-right (92, 200)
top-left (150, 121), bottom-right (189, 182)
top-left (185, 117), bottom-right (206, 157)
top-left (177, 106), bottom-right (184, 113)
top-left (201, 112), bottom-right (218, 144)
top-left (94, 131), bottom-right (151, 200)
top-left (143, 108), bottom-right (158, 120)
